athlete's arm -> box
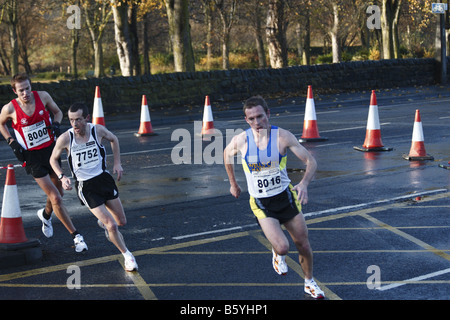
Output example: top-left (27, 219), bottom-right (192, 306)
top-left (96, 125), bottom-right (123, 181)
top-left (39, 91), bottom-right (63, 123)
top-left (0, 103), bottom-right (14, 141)
top-left (50, 131), bottom-right (72, 190)
top-left (224, 132), bottom-right (246, 199)
top-left (280, 129), bottom-right (317, 204)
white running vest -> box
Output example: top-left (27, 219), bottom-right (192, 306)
top-left (68, 123), bottom-right (106, 181)
top-left (242, 126), bottom-right (291, 198)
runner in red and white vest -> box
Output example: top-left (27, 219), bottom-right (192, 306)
top-left (0, 73), bottom-right (87, 253)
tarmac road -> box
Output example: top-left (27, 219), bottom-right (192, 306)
top-left (0, 84), bottom-right (449, 306)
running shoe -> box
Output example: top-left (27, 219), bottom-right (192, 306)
top-left (304, 279), bottom-right (325, 299)
top-left (37, 208), bottom-right (53, 238)
top-left (97, 219), bottom-right (110, 242)
top-left (73, 234), bottom-right (88, 252)
top-left (124, 253), bottom-right (138, 272)
top-left (272, 248), bottom-right (288, 275)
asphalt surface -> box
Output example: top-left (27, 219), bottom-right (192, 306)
top-left (0, 84), bottom-right (449, 308)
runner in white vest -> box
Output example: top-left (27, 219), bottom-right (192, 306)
top-left (224, 95), bottom-right (324, 299)
top-left (50, 103), bottom-right (138, 272)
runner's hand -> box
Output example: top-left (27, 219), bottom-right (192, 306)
top-left (9, 140), bottom-right (25, 162)
top-left (113, 163), bottom-right (123, 181)
top-left (230, 184), bottom-right (241, 199)
top-left (293, 183), bottom-right (308, 205)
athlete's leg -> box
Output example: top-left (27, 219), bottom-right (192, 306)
top-left (258, 217), bottom-right (290, 255)
top-left (105, 197), bottom-right (127, 227)
top-left (284, 213), bottom-right (313, 279)
top-left (90, 201), bottom-right (127, 253)
top-left (34, 174), bottom-right (76, 234)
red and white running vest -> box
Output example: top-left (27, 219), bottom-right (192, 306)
top-left (11, 91), bottom-right (55, 151)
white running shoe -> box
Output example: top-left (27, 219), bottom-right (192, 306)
top-left (124, 253), bottom-right (138, 272)
top-left (37, 208), bottom-right (53, 238)
top-left (97, 219), bottom-right (110, 242)
top-left (272, 248), bottom-right (288, 275)
top-left (304, 278), bottom-right (325, 299)
top-left (73, 234), bottom-right (88, 252)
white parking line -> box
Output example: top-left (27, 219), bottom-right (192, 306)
top-left (303, 189), bottom-right (448, 218)
top-left (376, 267), bottom-right (450, 291)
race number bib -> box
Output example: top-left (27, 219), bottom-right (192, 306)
top-left (71, 141), bottom-right (100, 170)
top-left (22, 120), bottom-right (50, 148)
top-left (252, 168), bottom-right (282, 197)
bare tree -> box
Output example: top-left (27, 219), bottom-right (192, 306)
top-left (266, 0), bottom-right (287, 68)
top-left (82, 0), bottom-right (113, 77)
top-left (164, 0), bottom-right (195, 72)
top-left (212, 0), bottom-right (238, 70)
top-left (381, 0), bottom-right (402, 59)
top-left (2, 0), bottom-right (19, 74)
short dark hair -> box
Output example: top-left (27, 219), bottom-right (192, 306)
top-left (243, 95), bottom-right (269, 115)
top-left (69, 102), bottom-right (89, 118)
top-left (11, 73), bottom-right (31, 90)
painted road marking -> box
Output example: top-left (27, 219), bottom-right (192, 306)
top-left (376, 268), bottom-right (450, 291)
top-left (1, 192), bottom-right (448, 300)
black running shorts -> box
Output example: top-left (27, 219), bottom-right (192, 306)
top-left (250, 184), bottom-right (302, 224)
top-left (76, 171), bottom-right (119, 209)
top-left (24, 142), bottom-right (60, 178)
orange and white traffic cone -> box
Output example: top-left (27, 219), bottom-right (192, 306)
top-left (0, 164), bottom-right (42, 268)
top-left (92, 86), bottom-right (105, 126)
top-left (201, 96), bottom-right (215, 137)
top-left (134, 95), bottom-right (157, 137)
top-left (403, 109), bottom-right (433, 161)
top-left (354, 90), bottom-right (392, 152)
top-left (0, 165), bottom-right (28, 244)
top-left (299, 86), bottom-right (327, 142)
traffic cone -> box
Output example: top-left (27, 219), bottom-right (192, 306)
top-left (403, 109), bottom-right (433, 161)
top-left (134, 95), bottom-right (157, 137)
top-left (0, 165), bottom-right (27, 244)
top-left (299, 86), bottom-right (328, 142)
top-left (354, 90), bottom-right (392, 152)
top-left (201, 96), bottom-right (215, 137)
top-left (92, 86), bottom-right (105, 126)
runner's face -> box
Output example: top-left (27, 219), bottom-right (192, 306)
top-left (245, 105), bottom-right (270, 134)
top-left (14, 80), bottom-right (32, 104)
top-left (68, 109), bottom-right (88, 135)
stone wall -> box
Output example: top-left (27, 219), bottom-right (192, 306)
top-left (0, 58), bottom-right (447, 115)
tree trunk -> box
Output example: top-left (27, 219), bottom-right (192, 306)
top-left (266, 0), bottom-right (287, 68)
top-left (381, 0), bottom-right (401, 59)
top-left (6, 0), bottom-right (19, 75)
top-left (253, 0), bottom-right (266, 68)
top-left (112, 1), bottom-right (134, 76)
top-left (93, 40), bottom-right (104, 77)
top-left (71, 28), bottom-right (80, 79)
top-left (165, 0), bottom-right (195, 72)
top-left (330, 1), bottom-right (341, 63)
top-left (142, 13), bottom-right (151, 75)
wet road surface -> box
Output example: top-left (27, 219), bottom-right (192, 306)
top-left (0, 85), bottom-right (449, 306)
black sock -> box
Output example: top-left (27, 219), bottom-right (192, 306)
top-left (71, 231), bottom-right (80, 239)
top-left (42, 210), bottom-right (52, 220)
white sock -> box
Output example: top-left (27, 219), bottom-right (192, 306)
top-left (122, 249), bottom-right (132, 258)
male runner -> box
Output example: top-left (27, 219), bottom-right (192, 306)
top-left (50, 102), bottom-right (138, 271)
top-left (223, 95), bottom-right (324, 299)
top-left (0, 73), bottom-right (87, 252)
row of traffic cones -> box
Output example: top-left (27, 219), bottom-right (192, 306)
top-left (302, 87), bottom-right (436, 162)
top-left (92, 86), bottom-right (157, 136)
top-left (93, 86), bottom-right (213, 138)
top-left (91, 85), bottom-right (443, 163)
